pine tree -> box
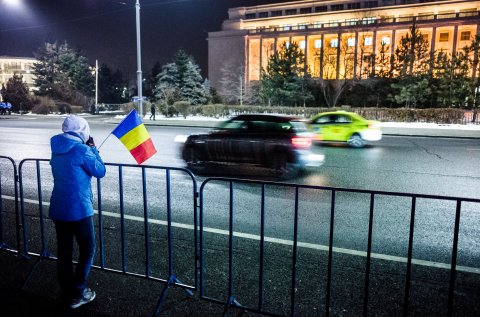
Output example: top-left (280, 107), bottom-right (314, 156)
top-left (33, 41), bottom-right (94, 105)
top-left (154, 50), bottom-right (207, 105)
top-left (181, 60), bottom-right (207, 105)
top-left (98, 64), bottom-right (128, 103)
top-left (2, 74), bottom-right (32, 112)
top-left (391, 24), bottom-right (432, 108)
top-left (260, 41), bottom-right (313, 106)
top-left (33, 42), bottom-right (59, 97)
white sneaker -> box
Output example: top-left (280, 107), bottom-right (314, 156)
top-left (70, 288), bottom-right (96, 309)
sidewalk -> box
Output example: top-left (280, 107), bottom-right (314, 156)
top-left (106, 116), bottom-right (480, 139)
top-left (0, 250), bottom-right (248, 317)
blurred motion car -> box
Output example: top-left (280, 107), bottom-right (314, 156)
top-left (308, 111), bottom-right (382, 147)
top-left (179, 114), bottom-right (324, 179)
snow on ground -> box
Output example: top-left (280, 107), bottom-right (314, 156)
top-left (3, 112), bottom-right (480, 130)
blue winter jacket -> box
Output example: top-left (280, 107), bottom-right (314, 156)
top-left (49, 133), bottom-right (106, 221)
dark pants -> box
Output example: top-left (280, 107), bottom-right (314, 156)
top-left (54, 216), bottom-right (96, 299)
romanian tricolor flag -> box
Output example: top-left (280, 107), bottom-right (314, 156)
top-left (112, 110), bottom-right (157, 164)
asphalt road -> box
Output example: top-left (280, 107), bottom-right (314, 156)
top-left (1, 115), bottom-right (480, 315)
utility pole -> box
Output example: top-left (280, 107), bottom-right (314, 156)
top-left (95, 59), bottom-right (98, 113)
top-left (136, 0), bottom-right (143, 118)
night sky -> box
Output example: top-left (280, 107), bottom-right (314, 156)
top-left (0, 0), bottom-right (291, 79)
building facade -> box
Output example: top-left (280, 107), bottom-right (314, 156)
top-left (208, 0), bottom-right (480, 89)
top-left (0, 56), bottom-right (36, 92)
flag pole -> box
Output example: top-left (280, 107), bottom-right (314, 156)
top-left (97, 109), bottom-right (136, 150)
top-left (97, 133), bottom-right (112, 150)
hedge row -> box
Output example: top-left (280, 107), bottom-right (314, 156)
top-left (180, 104), bottom-right (475, 124)
top-left (115, 102), bottom-right (478, 124)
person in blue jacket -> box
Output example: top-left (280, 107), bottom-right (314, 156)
top-left (49, 115), bottom-right (106, 309)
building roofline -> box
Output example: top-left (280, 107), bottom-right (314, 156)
top-left (0, 56), bottom-right (36, 61)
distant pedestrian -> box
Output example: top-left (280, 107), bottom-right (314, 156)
top-left (49, 115), bottom-right (106, 309)
top-left (150, 104), bottom-right (156, 120)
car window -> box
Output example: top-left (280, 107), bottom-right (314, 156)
top-left (336, 115), bottom-right (352, 123)
top-left (219, 120), bottom-right (248, 130)
top-left (314, 115), bottom-right (334, 124)
top-left (290, 121), bottom-right (307, 132)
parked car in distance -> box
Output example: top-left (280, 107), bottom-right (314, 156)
top-left (308, 111), bottom-right (382, 148)
top-left (179, 114), bottom-right (325, 179)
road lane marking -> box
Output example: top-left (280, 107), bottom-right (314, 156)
top-left (3, 194), bottom-right (479, 275)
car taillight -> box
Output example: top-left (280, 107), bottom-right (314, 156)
top-left (292, 136), bottom-right (312, 148)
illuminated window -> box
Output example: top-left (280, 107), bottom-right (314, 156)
top-left (364, 37), bottom-right (373, 46)
top-left (245, 13), bottom-right (256, 19)
top-left (362, 17), bottom-right (376, 24)
top-left (314, 39), bottom-right (322, 48)
top-left (347, 38), bottom-right (356, 47)
top-left (330, 39), bottom-right (339, 48)
top-left (300, 41), bottom-right (306, 49)
top-left (259, 12), bottom-right (268, 18)
top-left (345, 19), bottom-right (359, 26)
top-left (300, 7), bottom-right (312, 14)
top-left (298, 23), bottom-right (308, 30)
top-left (283, 24), bottom-right (292, 31)
top-left (331, 4), bottom-right (344, 11)
top-left (421, 34), bottom-right (428, 42)
top-left (271, 10), bottom-right (282, 17)
top-left (315, 6), bottom-right (327, 12)
top-left (312, 22), bottom-right (322, 28)
top-left (381, 36), bottom-right (391, 45)
top-left (285, 9), bottom-right (297, 15)
top-left (461, 31), bottom-right (471, 41)
top-left (329, 20), bottom-right (341, 27)
top-left (439, 32), bottom-right (449, 42)
top-left (285, 42), bottom-right (291, 48)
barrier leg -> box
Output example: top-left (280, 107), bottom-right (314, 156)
top-left (152, 274), bottom-right (193, 317)
top-left (223, 295), bottom-right (242, 317)
top-left (20, 250), bottom-right (51, 289)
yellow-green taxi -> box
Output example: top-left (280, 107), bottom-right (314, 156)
top-left (308, 111), bottom-right (382, 147)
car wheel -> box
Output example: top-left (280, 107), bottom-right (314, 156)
top-left (347, 133), bottom-right (365, 148)
top-left (272, 152), bottom-right (298, 180)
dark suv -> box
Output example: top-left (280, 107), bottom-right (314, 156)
top-left (181, 114), bottom-right (324, 178)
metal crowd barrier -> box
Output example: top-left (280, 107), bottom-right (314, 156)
top-left (0, 156), bottom-right (21, 253)
top-left (1, 158), bottom-right (480, 316)
top-left (15, 159), bottom-right (198, 315)
top-left (199, 177), bottom-right (480, 317)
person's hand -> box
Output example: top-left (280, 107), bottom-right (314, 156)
top-left (86, 136), bottom-right (95, 147)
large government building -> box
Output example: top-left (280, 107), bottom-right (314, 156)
top-left (0, 56), bottom-right (36, 92)
top-left (208, 0), bottom-right (480, 89)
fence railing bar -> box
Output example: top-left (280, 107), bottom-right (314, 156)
top-left (199, 181), bottom-right (206, 298)
top-left (221, 180), bottom-right (244, 316)
top-left (199, 177), bottom-right (480, 204)
top-left (18, 160), bottom-right (28, 256)
top-left (0, 167), bottom-right (4, 247)
top-left (13, 160), bottom-right (21, 254)
top-left (97, 178), bottom-right (105, 269)
top-left (363, 193), bottom-right (375, 317)
top-left (258, 183), bottom-right (266, 311)
top-left (0, 157), bottom-right (20, 253)
top-left (142, 167), bottom-right (151, 278)
top-left (118, 166), bottom-right (127, 273)
top-left (447, 200), bottom-right (462, 316)
top-left (202, 295), bottom-right (283, 317)
top-left (325, 189), bottom-right (336, 317)
top-left (166, 169), bottom-right (174, 275)
top-left (403, 196), bottom-right (417, 316)
top-left (36, 160), bottom-right (47, 256)
top-left (290, 186), bottom-right (300, 317)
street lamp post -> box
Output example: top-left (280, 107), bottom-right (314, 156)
top-left (135, 0), bottom-right (143, 118)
